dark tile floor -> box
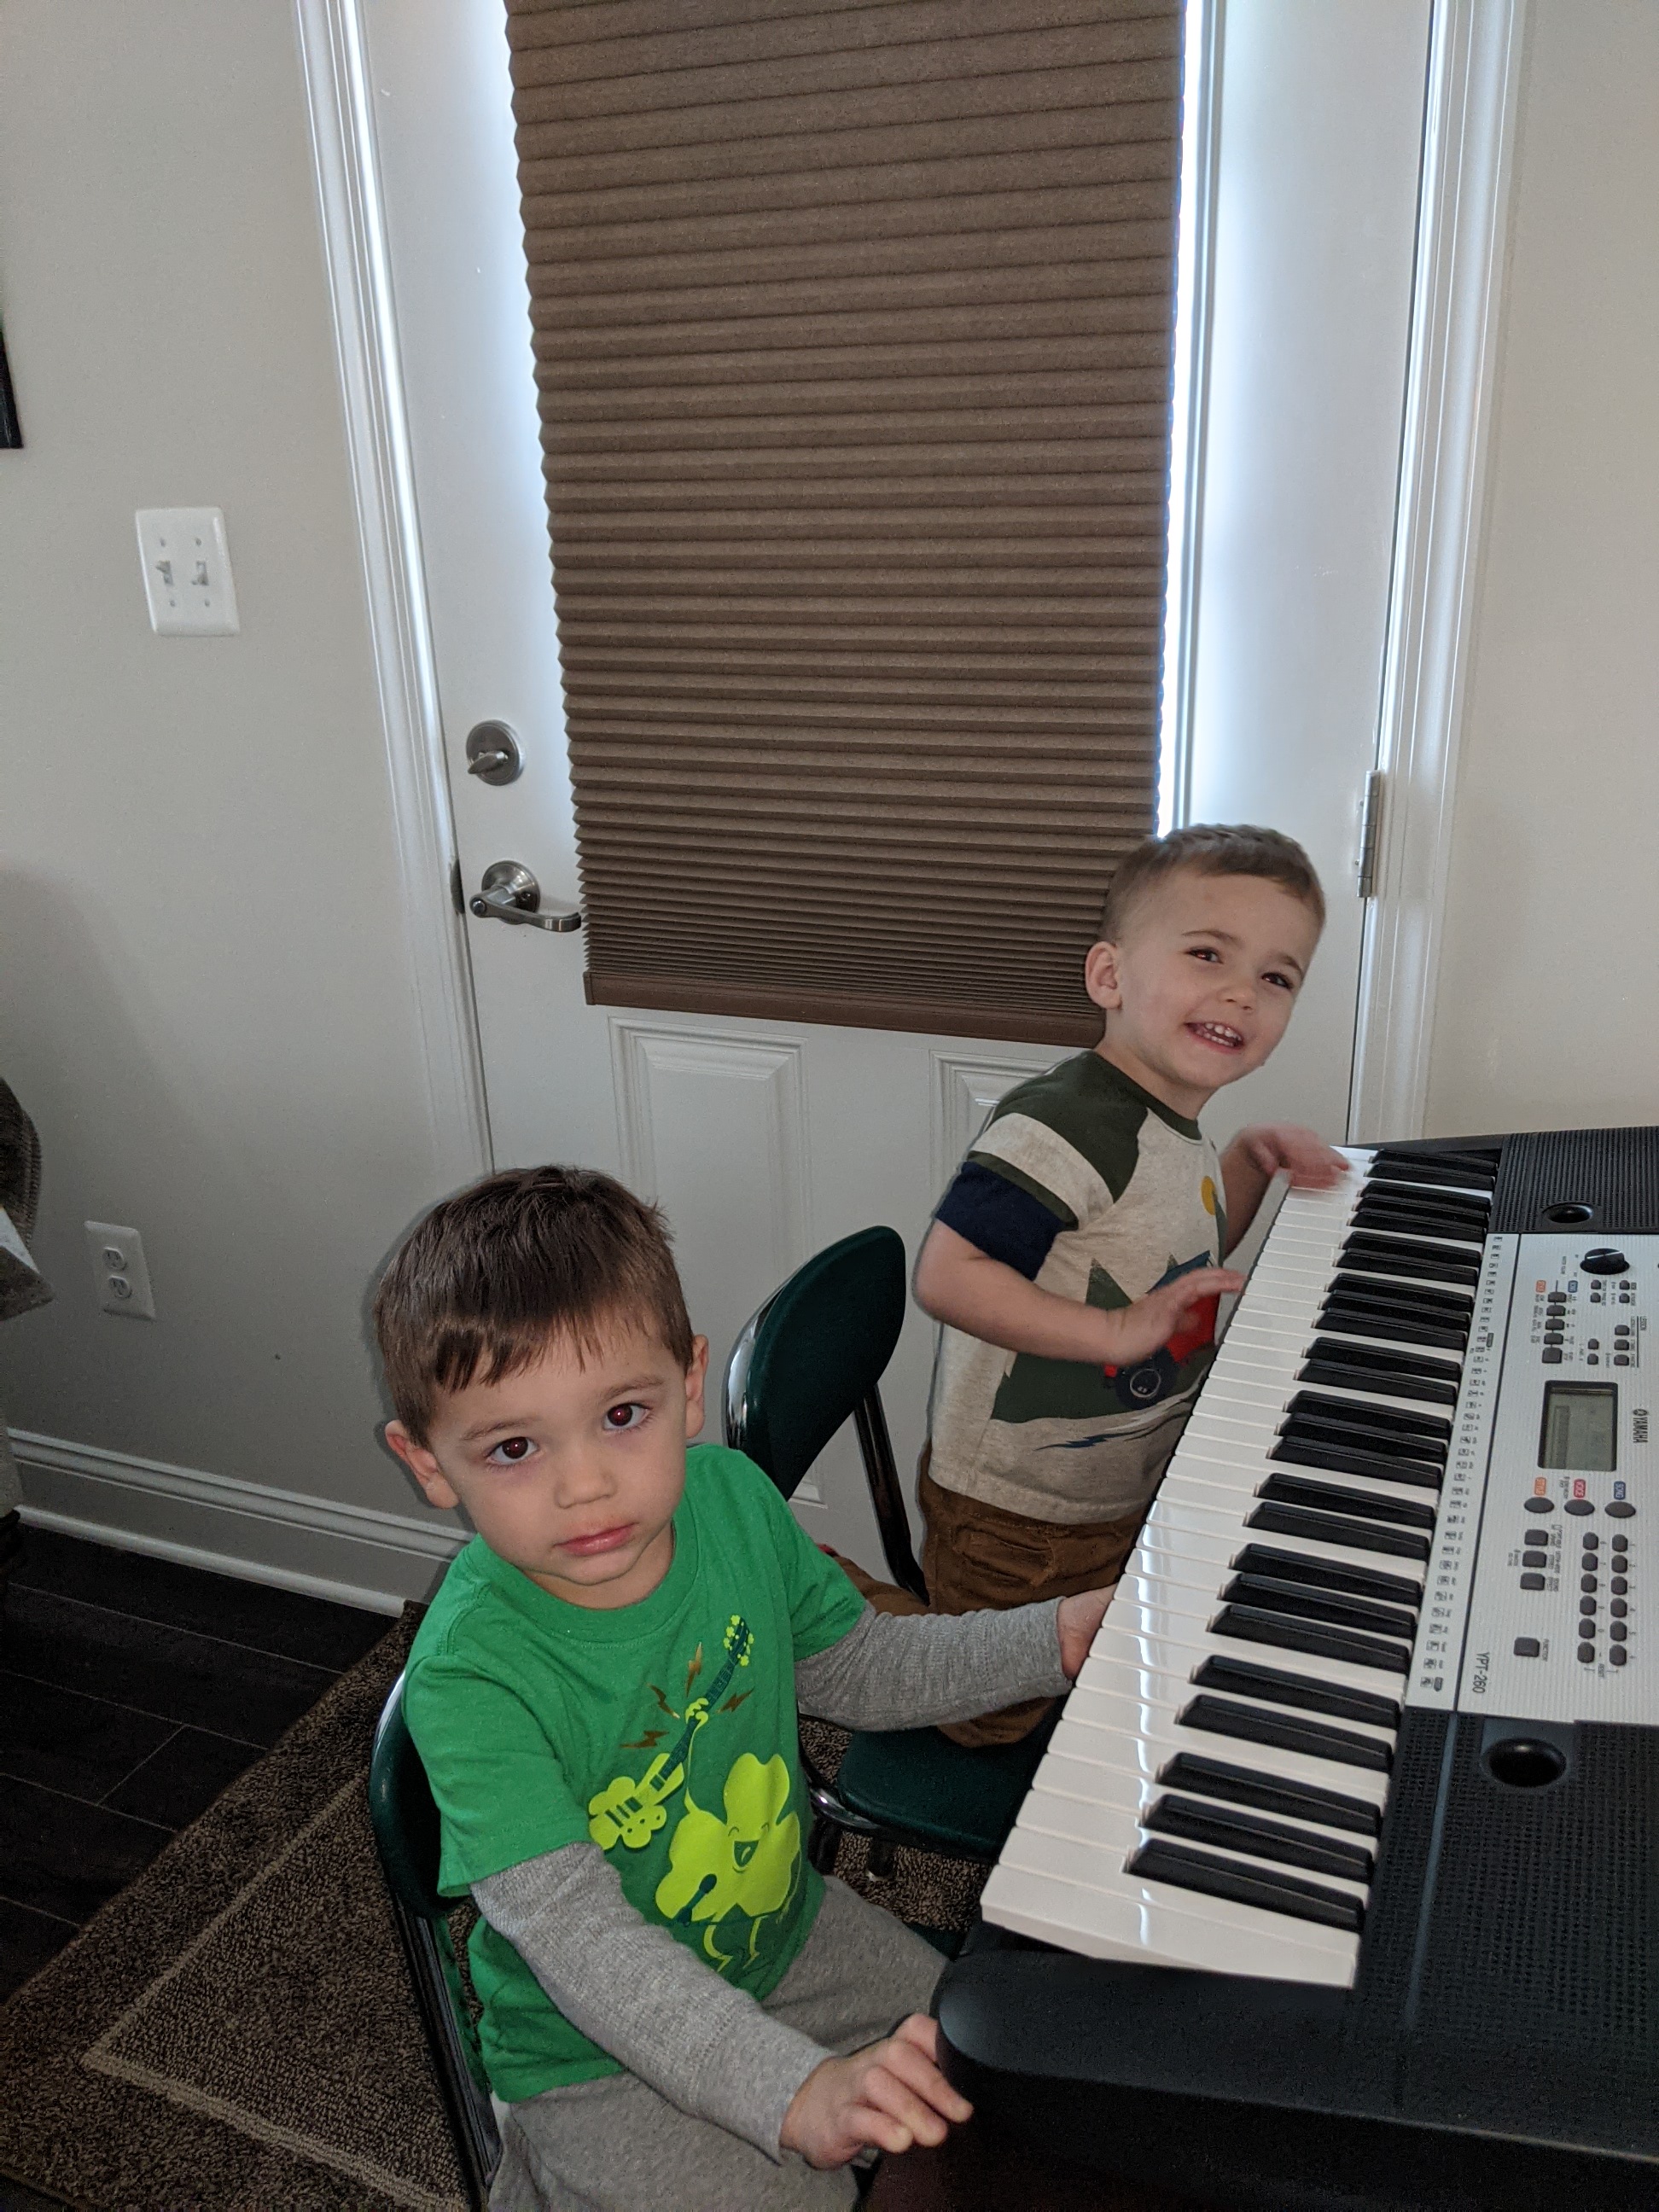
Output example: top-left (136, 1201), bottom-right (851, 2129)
top-left (0, 1525), bottom-right (390, 2003)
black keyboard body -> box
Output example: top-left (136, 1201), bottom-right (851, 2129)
top-left (934, 1126), bottom-right (1659, 2211)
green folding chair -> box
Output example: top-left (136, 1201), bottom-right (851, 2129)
top-left (724, 1226), bottom-right (1053, 1879)
top-left (369, 1674), bottom-right (501, 2211)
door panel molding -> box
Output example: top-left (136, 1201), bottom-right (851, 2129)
top-left (932, 1051), bottom-right (1057, 1192)
top-left (609, 1021), bottom-right (812, 1371)
top-left (1350, 0), bottom-right (1529, 1143)
top-left (294, 0), bottom-right (491, 1190)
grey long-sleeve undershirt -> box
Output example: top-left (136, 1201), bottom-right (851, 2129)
top-left (471, 1598), bottom-right (1071, 2161)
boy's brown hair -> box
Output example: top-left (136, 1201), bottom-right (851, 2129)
top-left (1098, 823), bottom-right (1326, 941)
top-left (373, 1165), bottom-right (694, 1444)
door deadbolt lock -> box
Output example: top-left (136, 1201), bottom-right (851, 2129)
top-left (465, 720), bottom-right (524, 786)
top-left (469, 861), bottom-right (582, 933)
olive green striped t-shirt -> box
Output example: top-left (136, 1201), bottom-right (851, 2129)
top-left (928, 1051), bottom-right (1225, 1526)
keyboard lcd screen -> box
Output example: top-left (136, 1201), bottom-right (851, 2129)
top-left (1539, 1381), bottom-right (1618, 1472)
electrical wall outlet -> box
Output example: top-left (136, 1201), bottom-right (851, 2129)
top-left (134, 507), bottom-right (240, 635)
top-left (85, 1220), bottom-right (156, 1319)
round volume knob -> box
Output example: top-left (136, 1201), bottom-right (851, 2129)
top-left (1581, 1248), bottom-right (1630, 1276)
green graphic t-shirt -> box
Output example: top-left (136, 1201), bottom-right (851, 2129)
top-left (403, 1445), bottom-right (865, 2101)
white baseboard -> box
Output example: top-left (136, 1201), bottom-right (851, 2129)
top-left (10, 1429), bottom-right (467, 1616)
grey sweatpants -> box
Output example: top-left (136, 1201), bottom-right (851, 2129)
top-left (488, 1877), bottom-right (947, 2212)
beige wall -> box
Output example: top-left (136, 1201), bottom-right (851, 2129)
top-left (1427, 1), bottom-right (1659, 1137)
top-left (0, 2), bottom-right (464, 1590)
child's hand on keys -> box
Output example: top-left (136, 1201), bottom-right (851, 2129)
top-left (1057, 1583), bottom-right (1121, 1677)
top-left (1096, 1264), bottom-right (1243, 1371)
top-left (780, 2014), bottom-right (972, 2168)
top-left (1234, 1124), bottom-right (1348, 1189)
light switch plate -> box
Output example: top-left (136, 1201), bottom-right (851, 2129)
top-left (135, 507), bottom-right (240, 635)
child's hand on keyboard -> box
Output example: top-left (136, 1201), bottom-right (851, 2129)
top-left (1097, 1264), bottom-right (1243, 1371)
top-left (1057, 1582), bottom-right (1122, 1676)
top-left (1232, 1123), bottom-right (1348, 1188)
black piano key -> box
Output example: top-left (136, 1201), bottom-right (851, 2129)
top-left (1125, 1838), bottom-right (1365, 1933)
top-left (1247, 1501), bottom-right (1432, 1562)
top-left (1144, 1795), bottom-right (1376, 1884)
top-left (1361, 1171), bottom-right (1493, 1217)
top-left (1179, 1693), bottom-right (1394, 1773)
top-left (1305, 1337), bottom-right (1464, 1385)
top-left (1281, 1409), bottom-right (1448, 1463)
top-left (1191, 1654), bottom-right (1402, 1729)
top-left (1221, 1573), bottom-right (1418, 1640)
top-left (1298, 1339), bottom-right (1462, 1406)
top-left (1350, 1198), bottom-right (1485, 1248)
top-left (1330, 1272), bottom-right (1475, 1323)
top-left (1283, 1414), bottom-right (1447, 1462)
top-left (1285, 1391), bottom-right (1452, 1445)
top-left (1317, 1301), bottom-right (1467, 1351)
top-left (1212, 1602), bottom-right (1412, 1674)
top-left (1157, 1751), bottom-right (1382, 1836)
top-left (1368, 1146), bottom-right (1498, 1190)
top-left (1271, 1435), bottom-right (1445, 1490)
top-left (1258, 1472), bottom-right (1439, 1531)
top-left (1229, 1543), bottom-right (1422, 1606)
top-left (1338, 1232), bottom-right (1481, 1288)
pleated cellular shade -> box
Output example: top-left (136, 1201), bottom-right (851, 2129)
top-left (504, 0), bottom-right (1180, 1045)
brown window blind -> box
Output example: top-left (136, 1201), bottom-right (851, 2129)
top-left (505, 0), bottom-right (1180, 1046)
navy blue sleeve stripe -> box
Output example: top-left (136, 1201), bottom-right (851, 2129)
top-left (934, 1161), bottom-right (1064, 1281)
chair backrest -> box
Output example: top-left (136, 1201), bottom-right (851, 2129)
top-left (369, 1670), bottom-right (450, 1924)
top-left (725, 1226), bottom-right (926, 1599)
top-left (725, 1225), bottom-right (905, 1499)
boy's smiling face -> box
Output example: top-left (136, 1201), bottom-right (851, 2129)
top-left (1085, 869), bottom-right (1322, 1119)
top-left (385, 1321), bottom-right (709, 1610)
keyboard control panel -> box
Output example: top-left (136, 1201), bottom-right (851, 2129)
top-left (1409, 1233), bottom-right (1654, 1722)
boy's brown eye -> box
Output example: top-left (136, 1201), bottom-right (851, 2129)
top-left (605, 1403), bottom-right (637, 1429)
top-left (498, 1436), bottom-right (532, 1460)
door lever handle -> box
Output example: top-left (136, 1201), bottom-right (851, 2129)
top-left (469, 861), bottom-right (582, 933)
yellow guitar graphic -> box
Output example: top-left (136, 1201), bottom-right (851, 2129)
top-left (587, 1615), bottom-right (754, 1850)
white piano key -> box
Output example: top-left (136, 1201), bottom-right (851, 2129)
top-left (1164, 1452), bottom-right (1439, 1519)
top-left (1128, 1517), bottom-right (1423, 1605)
top-left (1062, 1678), bottom-right (1393, 1807)
top-left (979, 1859), bottom-right (1359, 1987)
top-left (999, 1813), bottom-right (1362, 1919)
top-left (1169, 1433), bottom-right (1441, 1498)
top-left (1087, 1610), bottom-right (1412, 1704)
top-left (1010, 1784), bottom-right (1370, 1912)
top-left (1072, 1656), bottom-right (1398, 1764)
top-left (991, 1819), bottom-right (1363, 1973)
top-left (1136, 1492), bottom-right (1425, 1584)
top-left (1023, 1748), bottom-right (1377, 1854)
top-left (1079, 1645), bottom-right (1406, 1743)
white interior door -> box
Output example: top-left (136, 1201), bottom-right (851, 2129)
top-left (357, 0), bottom-right (1428, 1559)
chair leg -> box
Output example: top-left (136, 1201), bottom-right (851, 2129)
top-left (388, 1894), bottom-right (501, 2211)
top-left (864, 1837), bottom-right (897, 1883)
top-left (808, 1813), bottom-right (841, 1875)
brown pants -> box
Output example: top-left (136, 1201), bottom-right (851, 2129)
top-left (828, 1456), bottom-right (1149, 1748)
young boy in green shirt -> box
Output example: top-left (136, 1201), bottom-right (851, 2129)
top-left (375, 1166), bottom-right (1121, 2212)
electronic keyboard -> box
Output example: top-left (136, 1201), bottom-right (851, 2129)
top-left (935, 1127), bottom-right (1659, 2212)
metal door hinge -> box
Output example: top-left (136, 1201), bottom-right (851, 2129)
top-left (1357, 771), bottom-right (1385, 899)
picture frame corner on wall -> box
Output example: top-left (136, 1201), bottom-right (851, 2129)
top-left (0, 320), bottom-right (23, 450)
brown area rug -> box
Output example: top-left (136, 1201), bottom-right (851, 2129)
top-left (0, 1621), bottom-right (987, 2212)
top-left (0, 1606), bottom-right (463, 2212)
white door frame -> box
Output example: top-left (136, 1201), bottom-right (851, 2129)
top-left (1348, 0), bottom-right (1529, 1142)
top-left (294, 0), bottom-right (491, 1193)
top-left (294, 0), bottom-right (1527, 1167)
